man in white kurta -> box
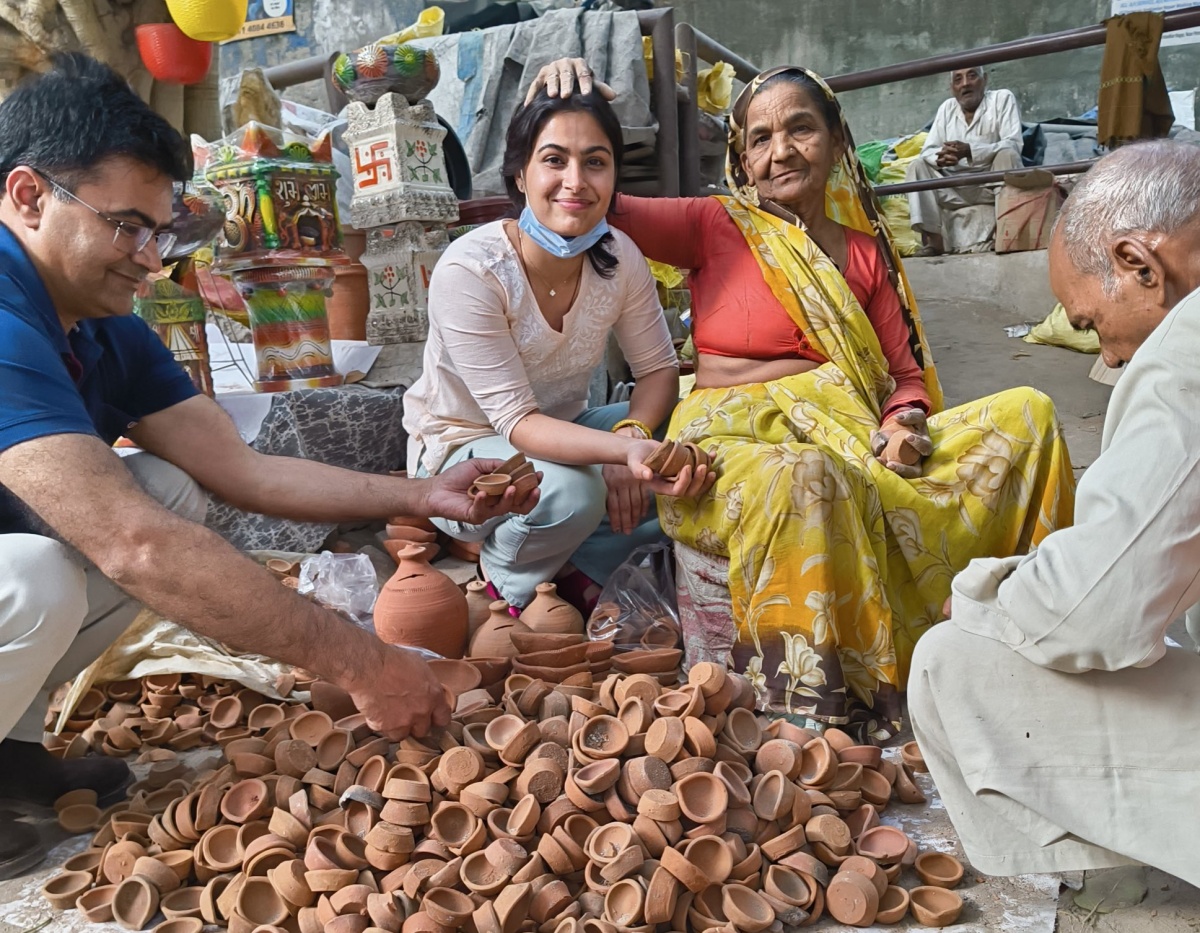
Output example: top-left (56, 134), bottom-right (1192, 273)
top-left (905, 67), bottom-right (1024, 254)
top-left (908, 139), bottom-right (1200, 888)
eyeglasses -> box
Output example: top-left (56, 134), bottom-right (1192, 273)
top-left (37, 169), bottom-right (177, 259)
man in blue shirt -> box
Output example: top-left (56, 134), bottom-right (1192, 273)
top-left (0, 54), bottom-right (535, 876)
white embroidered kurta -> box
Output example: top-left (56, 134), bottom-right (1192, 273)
top-left (403, 222), bottom-right (678, 474)
top-left (908, 284), bottom-right (1200, 885)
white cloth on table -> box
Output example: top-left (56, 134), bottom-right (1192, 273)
top-left (909, 284), bottom-right (1200, 886)
top-left (402, 221), bottom-right (678, 474)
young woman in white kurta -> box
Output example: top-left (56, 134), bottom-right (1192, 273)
top-left (402, 89), bottom-right (711, 609)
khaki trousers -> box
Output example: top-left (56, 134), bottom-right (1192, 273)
top-left (0, 453), bottom-right (207, 742)
top-left (905, 148), bottom-right (1023, 238)
top-left (909, 622), bottom-right (1200, 887)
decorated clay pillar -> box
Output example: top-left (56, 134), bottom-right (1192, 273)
top-left (193, 122), bottom-right (348, 392)
top-left (342, 93), bottom-right (459, 346)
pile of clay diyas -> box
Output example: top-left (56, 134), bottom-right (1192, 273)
top-left (468, 453), bottom-right (541, 506)
top-left (43, 672), bottom-right (310, 768)
top-left (640, 439), bottom-right (711, 479)
top-left (40, 661), bottom-right (968, 931)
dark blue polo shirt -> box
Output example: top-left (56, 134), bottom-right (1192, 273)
top-left (0, 224), bottom-right (198, 534)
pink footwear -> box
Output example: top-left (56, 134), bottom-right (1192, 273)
top-left (552, 567), bottom-right (602, 619)
top-left (481, 575), bottom-right (523, 617)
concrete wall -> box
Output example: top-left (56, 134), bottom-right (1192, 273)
top-left (666, 0), bottom-right (1200, 142)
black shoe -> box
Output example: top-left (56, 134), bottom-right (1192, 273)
top-left (0, 739), bottom-right (131, 810)
top-left (0, 815), bottom-right (46, 880)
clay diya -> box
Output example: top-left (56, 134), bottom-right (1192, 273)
top-left (909, 886), bottom-right (964, 927)
top-left (605, 879), bottom-right (646, 927)
top-left (153, 920), bottom-right (203, 933)
top-left (112, 875), bottom-right (161, 931)
top-left (59, 802), bottom-right (102, 834)
top-left (423, 887), bottom-right (475, 927)
top-left (41, 871), bottom-right (93, 910)
top-left (901, 740), bottom-right (928, 773)
top-left (856, 825), bottom-right (911, 864)
top-left (220, 778), bottom-right (271, 824)
top-left (160, 886), bottom-right (205, 920)
top-left (875, 885), bottom-right (910, 924)
top-left (826, 870), bottom-right (879, 927)
top-left (915, 851), bottom-right (965, 889)
top-left (472, 473), bottom-right (512, 498)
top-left (685, 835), bottom-right (734, 885)
top-left (577, 715), bottom-right (629, 759)
top-left (674, 771), bottom-right (728, 823)
top-left (428, 659), bottom-right (483, 697)
top-left (721, 884), bottom-right (775, 933)
top-left (76, 886), bottom-right (119, 924)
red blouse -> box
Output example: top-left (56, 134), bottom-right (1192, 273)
top-left (609, 194), bottom-right (931, 418)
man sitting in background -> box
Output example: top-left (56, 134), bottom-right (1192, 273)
top-left (906, 66), bottom-right (1024, 254)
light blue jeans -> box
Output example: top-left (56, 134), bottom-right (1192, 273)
top-left (418, 404), bottom-right (665, 608)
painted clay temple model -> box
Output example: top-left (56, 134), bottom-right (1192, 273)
top-left (338, 37), bottom-right (458, 346)
top-left (192, 123), bottom-right (347, 392)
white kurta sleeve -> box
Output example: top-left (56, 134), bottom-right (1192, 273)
top-left (947, 303), bottom-right (1200, 673)
top-left (969, 90), bottom-right (1024, 166)
top-left (919, 101), bottom-right (950, 163)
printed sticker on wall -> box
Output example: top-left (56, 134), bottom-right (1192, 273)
top-left (224, 0), bottom-right (296, 43)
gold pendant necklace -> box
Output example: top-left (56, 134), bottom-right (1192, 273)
top-left (518, 228), bottom-right (580, 298)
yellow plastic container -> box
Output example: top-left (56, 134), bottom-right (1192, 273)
top-left (166, 0), bottom-right (249, 43)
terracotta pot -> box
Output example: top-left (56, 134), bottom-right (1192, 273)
top-left (465, 581), bottom-right (492, 641)
top-left (469, 602), bottom-right (531, 659)
top-left (373, 544), bottom-right (468, 658)
top-left (909, 886), bottom-right (963, 927)
top-left (519, 582), bottom-right (584, 635)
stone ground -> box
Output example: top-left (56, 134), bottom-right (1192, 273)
top-left (2, 251), bottom-right (1196, 932)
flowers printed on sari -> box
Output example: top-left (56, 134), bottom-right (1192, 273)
top-left (778, 631), bottom-right (827, 707)
top-left (956, 430), bottom-right (1016, 507)
top-left (886, 507), bottom-right (928, 563)
top-left (744, 654), bottom-right (767, 703)
top-left (841, 624), bottom-right (897, 706)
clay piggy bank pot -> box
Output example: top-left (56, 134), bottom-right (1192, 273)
top-left (469, 602), bottom-right (531, 659)
top-left (519, 582), bottom-right (584, 635)
top-left (373, 544), bottom-right (468, 658)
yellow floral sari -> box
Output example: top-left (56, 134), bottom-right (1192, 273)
top-left (661, 68), bottom-right (1075, 739)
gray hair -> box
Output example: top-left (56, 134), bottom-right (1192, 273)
top-left (1056, 139), bottom-right (1200, 293)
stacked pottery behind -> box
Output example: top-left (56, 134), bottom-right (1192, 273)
top-left (373, 543), bottom-right (468, 658)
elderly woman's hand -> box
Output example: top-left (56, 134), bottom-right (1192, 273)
top-left (525, 58), bottom-right (616, 105)
top-left (870, 408), bottom-right (933, 479)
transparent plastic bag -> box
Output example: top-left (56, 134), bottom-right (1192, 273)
top-left (297, 552), bottom-right (379, 629)
top-left (586, 543), bottom-right (681, 652)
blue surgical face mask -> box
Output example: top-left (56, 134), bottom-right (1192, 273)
top-left (518, 204), bottom-right (610, 259)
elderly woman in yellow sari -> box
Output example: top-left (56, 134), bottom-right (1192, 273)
top-left (532, 62), bottom-right (1075, 739)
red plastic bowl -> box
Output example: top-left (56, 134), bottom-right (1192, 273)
top-left (136, 23), bottom-right (213, 85)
